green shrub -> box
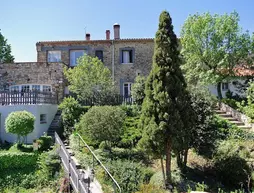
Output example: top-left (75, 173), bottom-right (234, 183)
top-left (36, 134), bottom-right (53, 151)
top-left (0, 152), bottom-right (38, 170)
top-left (135, 183), bottom-right (168, 193)
top-left (105, 160), bottom-right (144, 193)
top-left (119, 116), bottom-right (142, 148)
top-left (214, 139), bottom-right (251, 188)
top-left (59, 97), bottom-right (89, 137)
top-left (0, 166), bottom-right (37, 190)
top-left (121, 104), bottom-right (141, 117)
top-left (131, 76), bottom-right (146, 105)
top-left (37, 147), bottom-right (61, 183)
top-left (5, 111), bottom-right (35, 144)
top-left (76, 106), bottom-right (125, 147)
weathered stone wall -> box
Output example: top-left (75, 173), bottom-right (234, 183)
top-left (0, 62), bottom-right (65, 100)
top-left (36, 39), bottom-right (154, 95)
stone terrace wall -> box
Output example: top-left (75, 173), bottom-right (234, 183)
top-left (0, 62), bottom-right (65, 100)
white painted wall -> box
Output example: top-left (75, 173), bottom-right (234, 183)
top-left (0, 104), bottom-right (57, 143)
top-left (208, 79), bottom-right (247, 98)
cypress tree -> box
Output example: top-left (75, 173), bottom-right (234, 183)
top-left (139, 11), bottom-right (192, 186)
top-left (0, 30), bottom-right (14, 63)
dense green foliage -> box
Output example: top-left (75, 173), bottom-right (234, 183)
top-left (238, 82), bottom-right (254, 122)
top-left (5, 111), bottom-right (35, 144)
top-left (0, 146), bottom-right (62, 192)
top-left (139, 11), bottom-right (194, 184)
top-left (181, 11), bottom-right (254, 99)
top-left (0, 30), bottom-right (14, 63)
top-left (131, 76), bottom-right (146, 105)
top-left (59, 97), bottom-right (89, 137)
top-left (0, 152), bottom-right (38, 170)
top-left (214, 139), bottom-right (252, 188)
top-left (76, 106), bottom-right (125, 147)
top-left (64, 55), bottom-right (116, 104)
top-left (105, 160), bottom-right (144, 193)
top-left (36, 134), bottom-right (53, 151)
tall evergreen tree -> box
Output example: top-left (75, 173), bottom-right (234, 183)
top-left (139, 11), bottom-right (193, 186)
top-left (0, 30), bottom-right (15, 63)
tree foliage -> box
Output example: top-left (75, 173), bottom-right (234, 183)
top-left (76, 106), bottom-right (126, 147)
top-left (64, 55), bottom-right (116, 104)
top-left (58, 97), bottom-right (89, 137)
top-left (0, 30), bottom-right (14, 63)
top-left (5, 111), bottom-right (35, 144)
top-left (181, 11), bottom-right (254, 99)
top-left (131, 76), bottom-right (146, 105)
top-left (139, 11), bottom-right (194, 185)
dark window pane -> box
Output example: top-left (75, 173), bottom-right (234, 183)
top-left (95, 50), bottom-right (103, 62)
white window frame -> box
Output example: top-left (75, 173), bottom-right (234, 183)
top-left (40, 114), bottom-right (47, 124)
top-left (121, 50), bottom-right (133, 64)
top-left (70, 50), bottom-right (87, 66)
top-left (47, 51), bottom-right (61, 62)
top-left (9, 84), bottom-right (52, 93)
top-left (123, 82), bottom-right (132, 97)
top-left (222, 82), bottom-right (229, 91)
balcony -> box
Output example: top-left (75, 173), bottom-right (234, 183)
top-left (0, 91), bottom-right (57, 106)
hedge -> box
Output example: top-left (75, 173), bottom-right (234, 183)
top-left (0, 152), bottom-right (38, 170)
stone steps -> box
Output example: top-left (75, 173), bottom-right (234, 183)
top-left (214, 108), bottom-right (251, 130)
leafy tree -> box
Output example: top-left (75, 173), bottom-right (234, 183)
top-left (131, 76), bottom-right (146, 105)
top-left (58, 97), bottom-right (89, 137)
top-left (139, 11), bottom-right (193, 186)
top-left (76, 106), bottom-right (125, 147)
top-left (5, 111), bottom-right (35, 144)
top-left (0, 30), bottom-right (14, 63)
top-left (64, 55), bottom-right (116, 104)
top-left (181, 11), bottom-right (254, 99)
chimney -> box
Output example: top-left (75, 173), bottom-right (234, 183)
top-left (106, 30), bottom-right (110, 40)
top-left (85, 33), bottom-right (90, 40)
top-left (113, 23), bottom-right (120, 40)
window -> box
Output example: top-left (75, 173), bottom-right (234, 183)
top-left (70, 50), bottom-right (87, 66)
top-left (122, 50), bottom-right (133, 64)
top-left (40, 114), bottom-right (47, 124)
top-left (43, 85), bottom-right (51, 92)
top-left (32, 85), bottom-right (40, 91)
top-left (95, 50), bottom-right (103, 62)
top-left (10, 85), bottom-right (19, 92)
top-left (21, 85), bottom-right (30, 92)
top-left (123, 83), bottom-right (132, 98)
top-left (222, 83), bottom-right (229, 90)
top-left (47, 51), bottom-right (61, 62)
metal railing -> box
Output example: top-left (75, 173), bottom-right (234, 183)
top-left (55, 132), bottom-right (89, 193)
top-left (0, 90), bottom-right (57, 105)
top-left (76, 133), bottom-right (122, 193)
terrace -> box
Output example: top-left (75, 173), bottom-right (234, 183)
top-left (0, 90), bottom-right (58, 106)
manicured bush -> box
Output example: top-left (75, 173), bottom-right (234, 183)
top-left (0, 152), bottom-right (38, 170)
top-left (36, 134), bottom-right (53, 151)
top-left (59, 97), bottom-right (89, 137)
top-left (76, 106), bottom-right (125, 147)
top-left (5, 111), bottom-right (35, 144)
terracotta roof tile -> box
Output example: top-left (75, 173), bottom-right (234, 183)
top-left (36, 38), bottom-right (154, 45)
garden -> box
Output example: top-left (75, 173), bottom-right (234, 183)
top-left (0, 111), bottom-right (65, 192)
top-left (58, 11), bottom-right (254, 193)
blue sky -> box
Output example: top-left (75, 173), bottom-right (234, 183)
top-left (1, 0), bottom-right (254, 62)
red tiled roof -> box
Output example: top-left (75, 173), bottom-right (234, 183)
top-left (233, 67), bottom-right (254, 76)
top-left (36, 38), bottom-right (154, 45)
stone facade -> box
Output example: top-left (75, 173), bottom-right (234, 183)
top-left (36, 39), bottom-right (154, 95)
top-left (0, 62), bottom-right (65, 100)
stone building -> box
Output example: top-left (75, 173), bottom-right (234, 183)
top-left (36, 24), bottom-right (154, 97)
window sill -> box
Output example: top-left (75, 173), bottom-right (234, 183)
top-left (40, 122), bottom-right (47, 124)
top-left (121, 63), bottom-right (134, 65)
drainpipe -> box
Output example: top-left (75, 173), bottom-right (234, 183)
top-left (111, 40), bottom-right (115, 82)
